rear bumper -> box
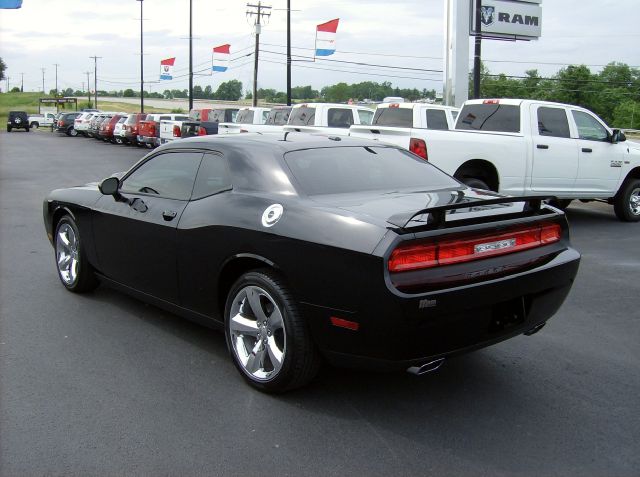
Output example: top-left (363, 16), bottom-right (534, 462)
top-left (303, 247), bottom-right (580, 371)
top-left (138, 135), bottom-right (159, 146)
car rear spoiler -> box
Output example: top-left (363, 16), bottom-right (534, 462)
top-left (387, 195), bottom-right (556, 229)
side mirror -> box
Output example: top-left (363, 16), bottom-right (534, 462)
top-left (611, 129), bottom-right (627, 144)
top-left (99, 176), bottom-right (120, 195)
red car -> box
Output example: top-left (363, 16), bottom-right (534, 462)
top-left (99, 115), bottom-right (124, 142)
top-left (123, 113), bottom-right (148, 146)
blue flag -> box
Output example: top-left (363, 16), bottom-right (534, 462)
top-left (0, 0), bottom-right (22, 8)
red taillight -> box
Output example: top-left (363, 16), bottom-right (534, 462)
top-left (173, 125), bottom-right (181, 137)
top-left (58, 120), bottom-right (63, 126)
top-left (197, 126), bottom-right (207, 136)
top-left (388, 223), bottom-right (561, 273)
top-left (409, 138), bottom-right (428, 160)
top-left (483, 99), bottom-right (500, 104)
top-left (132, 126), bottom-right (138, 134)
top-left (389, 103), bottom-right (400, 108)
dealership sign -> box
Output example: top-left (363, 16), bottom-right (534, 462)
top-left (470, 0), bottom-right (542, 40)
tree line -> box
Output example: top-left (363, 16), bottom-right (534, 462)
top-left (474, 62), bottom-right (640, 129)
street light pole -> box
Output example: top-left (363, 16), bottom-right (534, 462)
top-left (188, 0), bottom-right (193, 112)
top-left (137, 0), bottom-right (144, 113)
top-left (286, 0), bottom-right (291, 106)
top-left (90, 56), bottom-right (101, 109)
top-left (41, 68), bottom-right (45, 94)
top-left (53, 63), bottom-right (59, 96)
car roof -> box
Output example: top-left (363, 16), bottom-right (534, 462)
top-left (161, 132), bottom-right (394, 153)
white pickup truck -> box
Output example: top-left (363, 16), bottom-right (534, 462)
top-left (28, 112), bottom-right (57, 128)
top-left (159, 118), bottom-right (189, 145)
top-left (283, 103), bottom-right (374, 136)
top-left (218, 107), bottom-right (271, 134)
top-left (350, 98), bottom-right (640, 222)
top-left (229, 106), bottom-right (292, 134)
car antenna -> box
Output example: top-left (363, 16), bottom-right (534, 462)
top-left (283, 131), bottom-right (291, 141)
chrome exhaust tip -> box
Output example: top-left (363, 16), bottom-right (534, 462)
top-left (524, 322), bottom-right (546, 336)
top-left (407, 358), bottom-right (445, 376)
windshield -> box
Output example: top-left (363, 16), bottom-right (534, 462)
top-left (284, 146), bottom-right (459, 196)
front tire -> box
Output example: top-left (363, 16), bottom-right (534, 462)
top-left (30, 122), bottom-right (39, 128)
top-left (614, 178), bottom-right (640, 222)
top-left (461, 177), bottom-right (490, 190)
top-left (54, 216), bottom-right (99, 293)
top-left (225, 270), bottom-right (321, 393)
top-left (68, 127), bottom-right (78, 137)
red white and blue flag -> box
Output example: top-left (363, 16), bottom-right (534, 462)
top-left (212, 44), bottom-right (231, 73)
top-left (315, 19), bottom-right (339, 57)
top-left (159, 57), bottom-right (175, 80)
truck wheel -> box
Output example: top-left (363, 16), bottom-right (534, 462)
top-left (548, 199), bottom-right (572, 210)
top-left (68, 127), bottom-right (78, 137)
top-left (6, 126), bottom-right (11, 132)
top-left (30, 122), bottom-right (39, 128)
top-left (461, 177), bottom-right (490, 191)
top-left (614, 178), bottom-right (640, 222)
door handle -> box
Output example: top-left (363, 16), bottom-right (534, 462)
top-left (162, 210), bottom-right (177, 221)
top-left (582, 148), bottom-right (592, 153)
top-left (536, 144), bottom-right (549, 149)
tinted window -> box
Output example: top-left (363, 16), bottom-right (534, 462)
top-left (121, 152), bottom-right (203, 200)
top-left (372, 108), bottom-right (413, 127)
top-left (537, 107), bottom-right (570, 138)
top-left (284, 146), bottom-right (459, 195)
top-left (192, 154), bottom-right (232, 199)
top-left (236, 110), bottom-right (255, 124)
top-left (451, 110), bottom-right (459, 120)
top-left (190, 110), bottom-right (202, 121)
top-left (456, 104), bottom-right (520, 133)
top-left (426, 109), bottom-right (449, 130)
top-left (327, 108), bottom-right (354, 128)
top-left (289, 107), bottom-right (316, 126)
top-left (358, 109), bottom-right (374, 125)
top-left (117, 117), bottom-right (127, 123)
top-left (125, 115), bottom-right (138, 125)
top-left (266, 108), bottom-right (291, 125)
top-left (572, 110), bottom-right (608, 141)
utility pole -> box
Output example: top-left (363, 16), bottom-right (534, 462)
top-left (41, 68), bottom-right (45, 94)
top-left (247, 2), bottom-right (271, 107)
top-left (5, 76), bottom-right (9, 92)
top-left (90, 56), bottom-right (102, 109)
top-left (85, 71), bottom-right (91, 107)
top-left (473, 0), bottom-right (482, 99)
top-left (189, 0), bottom-right (193, 111)
top-left (20, 72), bottom-right (24, 92)
top-left (53, 63), bottom-right (59, 96)
top-left (137, 0), bottom-right (144, 113)
top-left (286, 0), bottom-right (291, 105)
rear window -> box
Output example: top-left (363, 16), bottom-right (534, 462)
top-left (327, 108), bottom-right (354, 128)
top-left (266, 108), bottom-right (291, 125)
top-left (372, 108), bottom-right (413, 127)
top-left (289, 107), bottom-right (315, 126)
top-left (284, 146), bottom-right (459, 196)
top-left (117, 117), bottom-right (127, 123)
top-left (426, 109), bottom-right (449, 130)
top-left (236, 110), bottom-right (255, 124)
top-left (125, 115), bottom-right (138, 125)
top-left (190, 110), bottom-right (202, 121)
top-left (456, 104), bottom-right (520, 133)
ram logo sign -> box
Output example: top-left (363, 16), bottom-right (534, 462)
top-left (471, 0), bottom-right (542, 40)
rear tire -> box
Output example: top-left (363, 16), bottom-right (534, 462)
top-left (68, 127), bottom-right (78, 137)
top-left (54, 216), bottom-right (99, 293)
top-left (614, 178), bottom-right (640, 222)
top-left (7, 126), bottom-right (11, 132)
top-left (225, 269), bottom-right (321, 393)
top-left (548, 199), bottom-right (573, 210)
top-left (461, 177), bottom-right (490, 191)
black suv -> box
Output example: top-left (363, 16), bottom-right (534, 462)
top-left (7, 111), bottom-right (30, 132)
top-left (54, 112), bottom-right (81, 136)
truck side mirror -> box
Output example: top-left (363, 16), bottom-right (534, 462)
top-left (611, 129), bottom-right (626, 144)
top-left (99, 177), bottom-right (120, 195)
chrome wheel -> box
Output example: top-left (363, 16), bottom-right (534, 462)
top-left (629, 187), bottom-right (640, 216)
top-left (56, 223), bottom-right (79, 286)
top-left (229, 285), bottom-right (286, 381)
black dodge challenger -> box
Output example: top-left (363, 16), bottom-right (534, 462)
top-left (44, 134), bottom-right (580, 392)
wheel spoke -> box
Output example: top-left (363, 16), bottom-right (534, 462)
top-left (268, 307), bottom-right (284, 331)
top-left (245, 341), bottom-right (266, 374)
top-left (58, 253), bottom-right (71, 268)
top-left (246, 287), bottom-right (268, 322)
top-left (267, 337), bottom-right (283, 374)
top-left (58, 231), bottom-right (71, 248)
top-left (229, 313), bottom-right (259, 337)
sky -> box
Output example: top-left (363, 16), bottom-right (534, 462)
top-left (0, 0), bottom-right (638, 95)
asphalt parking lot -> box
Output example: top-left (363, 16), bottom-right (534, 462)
top-left (1, 129), bottom-right (638, 476)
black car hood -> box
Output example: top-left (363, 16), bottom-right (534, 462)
top-left (309, 188), bottom-right (527, 228)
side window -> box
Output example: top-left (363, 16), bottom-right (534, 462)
top-left (121, 152), bottom-right (203, 200)
top-left (192, 154), bottom-right (232, 199)
top-left (327, 108), bottom-right (354, 128)
top-left (426, 109), bottom-right (449, 130)
top-left (262, 110), bottom-right (270, 122)
top-left (572, 111), bottom-right (609, 141)
top-left (537, 107), bottom-right (571, 138)
top-left (159, 116), bottom-right (170, 121)
top-left (358, 109), bottom-right (373, 125)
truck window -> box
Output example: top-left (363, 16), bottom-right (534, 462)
top-left (289, 107), bottom-right (316, 126)
top-left (372, 108), bottom-right (413, 127)
top-left (358, 109), bottom-right (373, 125)
top-left (456, 104), bottom-right (520, 133)
top-left (571, 111), bottom-right (609, 141)
top-left (236, 110), bottom-right (255, 124)
top-left (426, 109), bottom-right (449, 130)
top-left (328, 109), bottom-right (354, 128)
top-left (267, 109), bottom-right (291, 125)
top-left (537, 107), bottom-right (570, 138)
top-left (262, 110), bottom-right (270, 122)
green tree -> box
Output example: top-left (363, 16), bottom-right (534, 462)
top-left (214, 80), bottom-right (243, 101)
top-left (163, 89), bottom-right (173, 99)
top-left (612, 100), bottom-right (640, 129)
top-left (193, 85), bottom-right (205, 99)
top-left (323, 82), bottom-right (351, 102)
top-left (123, 88), bottom-right (136, 97)
top-left (10, 86), bottom-right (20, 93)
top-left (0, 57), bottom-right (6, 82)
top-left (204, 85), bottom-right (213, 99)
